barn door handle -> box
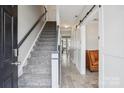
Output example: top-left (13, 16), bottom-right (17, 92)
top-left (11, 62), bottom-right (21, 66)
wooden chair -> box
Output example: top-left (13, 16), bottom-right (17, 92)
top-left (86, 50), bottom-right (99, 72)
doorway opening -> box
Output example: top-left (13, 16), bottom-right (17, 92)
top-left (85, 11), bottom-right (99, 87)
top-left (61, 36), bottom-right (71, 67)
top-left (59, 6), bottom-right (100, 88)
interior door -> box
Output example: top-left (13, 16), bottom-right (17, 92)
top-left (0, 6), bottom-right (18, 88)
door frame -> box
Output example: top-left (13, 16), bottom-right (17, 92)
top-left (80, 6), bottom-right (103, 88)
top-left (98, 6), bottom-right (104, 88)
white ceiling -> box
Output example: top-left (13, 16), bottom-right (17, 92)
top-left (86, 10), bottom-right (99, 24)
top-left (59, 5), bottom-right (86, 28)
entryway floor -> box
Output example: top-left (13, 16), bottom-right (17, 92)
top-left (61, 63), bottom-right (98, 88)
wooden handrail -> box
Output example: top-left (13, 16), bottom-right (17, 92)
top-left (18, 10), bottom-right (47, 48)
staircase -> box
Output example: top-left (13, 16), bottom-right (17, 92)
top-left (18, 22), bottom-right (57, 88)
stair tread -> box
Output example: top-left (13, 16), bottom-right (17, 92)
top-left (24, 64), bottom-right (51, 68)
top-left (38, 38), bottom-right (56, 41)
top-left (35, 43), bottom-right (56, 47)
top-left (19, 73), bottom-right (51, 79)
top-left (18, 74), bottom-right (51, 87)
top-left (18, 85), bottom-right (51, 88)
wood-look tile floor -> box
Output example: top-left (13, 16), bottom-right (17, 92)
top-left (61, 63), bottom-right (98, 88)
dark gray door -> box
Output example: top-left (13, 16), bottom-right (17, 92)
top-left (0, 5), bottom-right (18, 88)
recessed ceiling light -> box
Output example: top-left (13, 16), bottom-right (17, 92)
top-left (64, 25), bottom-right (70, 28)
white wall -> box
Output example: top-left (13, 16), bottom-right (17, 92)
top-left (56, 5), bottom-right (61, 45)
top-left (99, 6), bottom-right (124, 88)
top-left (70, 25), bottom-right (86, 75)
top-left (70, 27), bottom-right (77, 66)
top-left (70, 28), bottom-right (76, 65)
top-left (46, 5), bottom-right (56, 21)
top-left (18, 5), bottom-right (45, 76)
top-left (56, 6), bottom-right (60, 25)
top-left (86, 22), bottom-right (98, 50)
top-left (75, 27), bottom-right (80, 72)
top-left (80, 25), bottom-right (86, 75)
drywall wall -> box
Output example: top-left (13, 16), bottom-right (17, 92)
top-left (99, 6), bottom-right (124, 88)
top-left (56, 6), bottom-right (60, 25)
top-left (80, 25), bottom-right (86, 75)
top-left (70, 28), bottom-right (76, 65)
top-left (75, 27), bottom-right (81, 73)
top-left (18, 5), bottom-right (45, 76)
top-left (70, 25), bottom-right (86, 75)
top-left (70, 27), bottom-right (78, 69)
top-left (46, 5), bottom-right (56, 21)
top-left (86, 22), bottom-right (98, 50)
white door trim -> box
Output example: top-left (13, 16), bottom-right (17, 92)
top-left (80, 25), bottom-right (86, 75)
top-left (98, 6), bottom-right (105, 88)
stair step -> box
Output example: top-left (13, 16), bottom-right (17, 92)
top-left (36, 44), bottom-right (55, 47)
top-left (46, 21), bottom-right (56, 24)
top-left (43, 29), bottom-right (56, 32)
top-left (28, 51), bottom-right (52, 61)
top-left (27, 58), bottom-right (51, 65)
top-left (44, 22), bottom-right (56, 29)
top-left (19, 85), bottom-right (51, 88)
top-left (34, 48), bottom-right (56, 51)
top-left (28, 53), bottom-right (51, 65)
top-left (40, 35), bottom-right (56, 38)
top-left (44, 22), bottom-right (56, 25)
top-left (23, 65), bottom-right (51, 74)
top-left (43, 27), bottom-right (56, 30)
top-left (44, 24), bottom-right (56, 27)
top-left (27, 62), bottom-right (50, 66)
top-left (34, 46), bottom-right (56, 51)
top-left (31, 50), bottom-right (51, 57)
top-left (41, 31), bottom-right (56, 35)
top-left (24, 63), bottom-right (51, 68)
top-left (36, 41), bottom-right (56, 46)
top-left (38, 37), bottom-right (56, 42)
top-left (28, 58), bottom-right (50, 65)
top-left (18, 74), bottom-right (51, 87)
top-left (31, 50), bottom-right (52, 54)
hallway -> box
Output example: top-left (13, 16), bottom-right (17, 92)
top-left (61, 52), bottom-right (98, 88)
top-left (61, 63), bottom-right (98, 88)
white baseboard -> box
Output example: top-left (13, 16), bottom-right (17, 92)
top-left (18, 21), bottom-right (46, 77)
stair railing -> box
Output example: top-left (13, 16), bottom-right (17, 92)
top-left (18, 6), bottom-right (47, 48)
top-left (51, 25), bottom-right (61, 88)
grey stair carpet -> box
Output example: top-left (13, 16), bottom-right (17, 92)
top-left (18, 21), bottom-right (57, 88)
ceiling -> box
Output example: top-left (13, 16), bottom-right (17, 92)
top-left (59, 5), bottom-right (86, 28)
top-left (87, 10), bottom-right (99, 24)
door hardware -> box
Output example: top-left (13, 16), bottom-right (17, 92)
top-left (13, 49), bottom-right (18, 57)
top-left (11, 62), bottom-right (21, 66)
